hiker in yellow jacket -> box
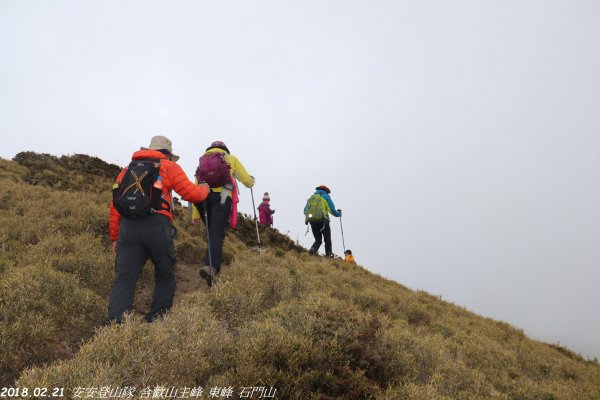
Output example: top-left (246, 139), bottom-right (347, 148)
top-left (192, 141), bottom-right (254, 285)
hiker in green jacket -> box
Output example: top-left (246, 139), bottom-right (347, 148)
top-left (304, 185), bottom-right (341, 257)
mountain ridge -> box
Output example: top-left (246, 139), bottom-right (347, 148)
top-left (1, 152), bottom-right (599, 399)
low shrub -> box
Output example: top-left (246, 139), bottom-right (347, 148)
top-left (23, 232), bottom-right (114, 296)
top-left (18, 294), bottom-right (230, 389)
top-left (208, 254), bottom-right (294, 328)
top-left (0, 158), bottom-right (29, 182)
top-left (0, 265), bottom-right (105, 385)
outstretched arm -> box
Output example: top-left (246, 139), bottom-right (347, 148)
top-left (170, 162), bottom-right (210, 204)
top-left (323, 193), bottom-right (341, 217)
top-left (230, 155), bottom-right (254, 188)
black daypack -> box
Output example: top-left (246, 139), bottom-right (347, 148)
top-left (112, 159), bottom-right (163, 218)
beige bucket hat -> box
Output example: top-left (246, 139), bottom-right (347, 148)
top-left (142, 135), bottom-right (180, 162)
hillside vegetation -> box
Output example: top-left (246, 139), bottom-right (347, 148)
top-left (1, 153), bottom-right (599, 399)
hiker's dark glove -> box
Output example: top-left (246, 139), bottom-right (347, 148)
top-left (337, 209), bottom-right (342, 216)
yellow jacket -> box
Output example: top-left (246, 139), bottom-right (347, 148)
top-left (192, 148), bottom-right (254, 219)
top-left (344, 255), bottom-right (355, 263)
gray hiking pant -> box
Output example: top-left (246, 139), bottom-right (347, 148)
top-left (108, 213), bottom-right (176, 323)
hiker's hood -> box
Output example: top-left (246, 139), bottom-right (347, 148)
top-left (132, 149), bottom-right (169, 161)
top-left (206, 142), bottom-right (230, 154)
top-left (204, 147), bottom-right (228, 156)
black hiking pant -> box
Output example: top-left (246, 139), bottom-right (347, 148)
top-left (108, 213), bottom-right (176, 323)
top-left (197, 192), bottom-right (232, 272)
top-left (309, 220), bottom-right (332, 256)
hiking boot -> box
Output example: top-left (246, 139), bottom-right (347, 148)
top-left (199, 265), bottom-right (217, 287)
top-left (199, 265), bottom-right (211, 282)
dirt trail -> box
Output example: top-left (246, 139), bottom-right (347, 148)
top-left (132, 262), bottom-right (226, 316)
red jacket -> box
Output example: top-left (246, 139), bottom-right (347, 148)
top-left (109, 149), bottom-right (209, 241)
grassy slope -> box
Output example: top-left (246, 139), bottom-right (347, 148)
top-left (1, 154), bottom-right (599, 399)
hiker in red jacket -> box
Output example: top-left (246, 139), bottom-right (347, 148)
top-left (258, 192), bottom-right (275, 226)
top-left (108, 135), bottom-right (209, 323)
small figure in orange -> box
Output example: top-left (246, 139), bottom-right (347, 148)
top-left (344, 249), bottom-right (355, 263)
top-left (343, 249), bottom-right (356, 270)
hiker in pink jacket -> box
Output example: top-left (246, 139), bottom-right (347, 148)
top-left (258, 192), bottom-right (275, 226)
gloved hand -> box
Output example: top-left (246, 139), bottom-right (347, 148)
top-left (337, 209), bottom-right (342, 216)
top-left (198, 182), bottom-right (210, 190)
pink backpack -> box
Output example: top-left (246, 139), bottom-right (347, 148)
top-left (195, 152), bottom-right (231, 188)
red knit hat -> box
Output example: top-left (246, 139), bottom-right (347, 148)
top-left (316, 185), bottom-right (331, 193)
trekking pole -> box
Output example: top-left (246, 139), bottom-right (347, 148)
top-left (203, 202), bottom-right (215, 283)
top-left (250, 187), bottom-right (262, 248)
top-left (339, 211), bottom-right (346, 254)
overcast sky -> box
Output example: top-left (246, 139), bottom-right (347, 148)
top-left (1, 0), bottom-right (599, 359)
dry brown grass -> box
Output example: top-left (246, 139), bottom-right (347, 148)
top-left (17, 248), bottom-right (600, 399)
top-left (2, 154), bottom-right (600, 399)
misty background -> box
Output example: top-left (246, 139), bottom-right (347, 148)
top-left (1, 1), bottom-right (599, 358)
